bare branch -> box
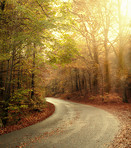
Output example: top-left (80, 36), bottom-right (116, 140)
top-left (35, 0), bottom-right (49, 18)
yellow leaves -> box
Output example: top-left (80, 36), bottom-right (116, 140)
top-left (0, 53), bottom-right (10, 62)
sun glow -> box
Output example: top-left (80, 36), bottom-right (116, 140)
top-left (121, 0), bottom-right (131, 18)
top-left (61, 0), bottom-right (69, 2)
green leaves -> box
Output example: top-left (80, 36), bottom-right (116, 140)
top-left (58, 36), bottom-right (78, 63)
top-left (0, 0), bottom-right (81, 126)
top-left (45, 34), bottom-right (78, 65)
top-left (11, 88), bottom-right (30, 100)
top-left (0, 53), bottom-right (11, 61)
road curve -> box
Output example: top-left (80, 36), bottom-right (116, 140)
top-left (0, 98), bottom-right (119, 148)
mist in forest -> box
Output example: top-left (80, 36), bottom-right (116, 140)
top-left (0, 0), bottom-right (130, 127)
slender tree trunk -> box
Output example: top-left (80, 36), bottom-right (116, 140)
top-left (0, 62), bottom-right (4, 97)
top-left (82, 70), bottom-right (87, 96)
top-left (31, 44), bottom-right (36, 99)
top-left (0, 1), bottom-right (6, 98)
top-left (75, 68), bottom-right (79, 91)
top-left (17, 55), bottom-right (21, 89)
top-left (104, 36), bottom-right (111, 93)
top-left (117, 0), bottom-right (128, 102)
top-left (70, 68), bottom-right (74, 93)
top-left (92, 35), bottom-right (99, 95)
top-left (2, 48), bottom-right (15, 126)
top-left (77, 69), bottom-right (82, 95)
top-left (88, 72), bottom-right (92, 93)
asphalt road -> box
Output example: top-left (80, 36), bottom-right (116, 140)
top-left (0, 98), bottom-right (119, 148)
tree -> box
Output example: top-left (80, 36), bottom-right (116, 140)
top-left (44, 0), bottom-right (130, 103)
top-left (0, 0), bottom-right (55, 125)
top-left (0, 0), bottom-right (80, 126)
top-left (117, 0), bottom-right (130, 102)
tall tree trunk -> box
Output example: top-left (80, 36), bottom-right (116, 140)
top-left (82, 70), bottom-right (87, 96)
top-left (77, 69), bottom-right (82, 95)
top-left (0, 62), bottom-right (4, 97)
top-left (117, 0), bottom-right (128, 102)
top-left (92, 34), bottom-right (99, 95)
top-left (75, 68), bottom-right (79, 91)
top-left (104, 33), bottom-right (111, 93)
top-left (31, 44), bottom-right (36, 99)
top-left (0, 1), bottom-right (6, 98)
top-left (17, 55), bottom-right (21, 89)
top-left (100, 0), bottom-right (111, 93)
top-left (70, 68), bottom-right (74, 93)
top-left (2, 48), bottom-right (15, 126)
top-left (88, 72), bottom-right (92, 93)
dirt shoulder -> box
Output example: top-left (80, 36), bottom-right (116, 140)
top-left (0, 102), bottom-right (55, 135)
top-left (59, 94), bottom-right (131, 148)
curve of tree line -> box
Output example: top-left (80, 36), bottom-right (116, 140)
top-left (0, 0), bottom-right (130, 127)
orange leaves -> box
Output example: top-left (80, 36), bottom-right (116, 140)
top-left (0, 102), bottom-right (55, 135)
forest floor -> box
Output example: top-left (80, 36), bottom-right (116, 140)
top-left (60, 93), bottom-right (131, 148)
top-left (0, 102), bottom-right (55, 135)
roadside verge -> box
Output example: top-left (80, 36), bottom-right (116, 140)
top-left (0, 102), bottom-right (55, 135)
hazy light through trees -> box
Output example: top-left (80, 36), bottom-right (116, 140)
top-left (0, 0), bottom-right (130, 127)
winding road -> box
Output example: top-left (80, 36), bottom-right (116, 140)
top-left (0, 98), bottom-right (119, 148)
